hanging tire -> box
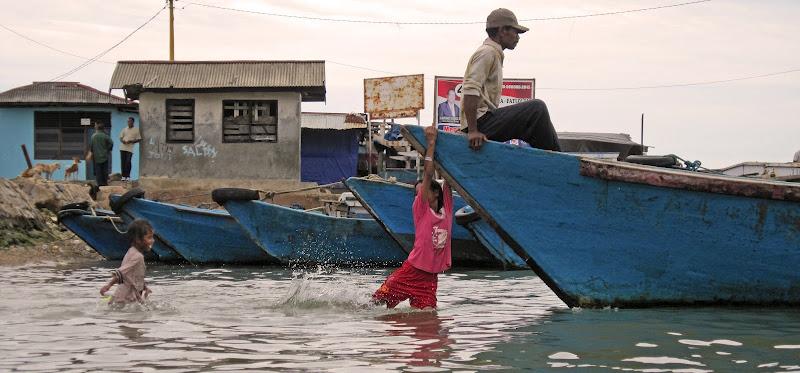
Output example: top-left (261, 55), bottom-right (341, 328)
top-left (59, 201), bottom-right (90, 212)
top-left (211, 188), bottom-right (260, 205)
top-left (57, 209), bottom-right (90, 223)
top-left (110, 188), bottom-right (145, 213)
top-left (455, 205), bottom-right (481, 226)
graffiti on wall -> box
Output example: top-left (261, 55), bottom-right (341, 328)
top-left (147, 136), bottom-right (174, 161)
top-left (182, 137), bottom-right (217, 158)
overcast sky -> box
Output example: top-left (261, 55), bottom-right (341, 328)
top-left (2, 0), bottom-right (798, 168)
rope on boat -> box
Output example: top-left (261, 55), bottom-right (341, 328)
top-left (255, 174), bottom-right (414, 201)
top-left (90, 206), bottom-right (128, 234)
top-left (674, 155), bottom-right (722, 174)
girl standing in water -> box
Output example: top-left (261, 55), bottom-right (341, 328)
top-left (100, 219), bottom-right (154, 304)
top-left (373, 126), bottom-right (453, 310)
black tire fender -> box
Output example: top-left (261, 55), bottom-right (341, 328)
top-left (455, 205), bottom-right (481, 226)
top-left (57, 208), bottom-right (90, 223)
top-left (211, 188), bottom-right (260, 205)
top-left (59, 201), bottom-right (90, 212)
top-left (110, 188), bottom-right (145, 214)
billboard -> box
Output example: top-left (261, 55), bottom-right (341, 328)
top-left (364, 74), bottom-right (425, 119)
top-left (433, 76), bottom-right (535, 132)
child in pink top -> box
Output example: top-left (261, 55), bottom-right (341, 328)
top-left (100, 219), bottom-right (154, 304)
top-left (373, 126), bottom-right (453, 309)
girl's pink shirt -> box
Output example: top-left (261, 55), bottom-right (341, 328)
top-left (406, 183), bottom-right (453, 274)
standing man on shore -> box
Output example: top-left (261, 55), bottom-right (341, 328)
top-left (460, 8), bottom-right (561, 152)
top-left (119, 117), bottom-right (142, 181)
top-left (90, 121), bottom-right (113, 187)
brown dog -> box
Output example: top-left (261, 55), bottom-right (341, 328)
top-left (20, 164), bottom-right (44, 178)
top-left (35, 163), bottom-right (61, 180)
top-left (64, 157), bottom-right (80, 181)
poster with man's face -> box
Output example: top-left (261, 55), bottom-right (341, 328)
top-left (433, 76), bottom-right (535, 133)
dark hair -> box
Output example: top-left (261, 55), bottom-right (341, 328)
top-left (486, 25), bottom-right (512, 38)
top-left (128, 116), bottom-right (135, 122)
top-left (127, 219), bottom-right (153, 244)
top-left (415, 179), bottom-right (444, 212)
top-left (94, 121), bottom-right (105, 129)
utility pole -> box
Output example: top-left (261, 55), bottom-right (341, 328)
top-left (169, 0), bottom-right (175, 61)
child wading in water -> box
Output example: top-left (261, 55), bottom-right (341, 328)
top-left (100, 219), bottom-right (154, 304)
top-left (373, 126), bottom-right (453, 310)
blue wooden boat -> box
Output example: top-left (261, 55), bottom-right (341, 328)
top-left (402, 125), bottom-right (800, 307)
top-left (454, 206), bottom-right (527, 270)
top-left (212, 188), bottom-right (407, 266)
top-left (110, 189), bottom-right (275, 264)
top-left (344, 177), bottom-right (523, 269)
top-left (57, 206), bottom-right (179, 262)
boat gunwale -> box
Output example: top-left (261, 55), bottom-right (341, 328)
top-left (581, 158), bottom-right (800, 202)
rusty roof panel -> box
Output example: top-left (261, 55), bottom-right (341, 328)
top-left (0, 82), bottom-right (131, 106)
top-left (301, 112), bottom-right (367, 130)
top-left (110, 60), bottom-right (326, 89)
top-left (364, 74), bottom-right (424, 119)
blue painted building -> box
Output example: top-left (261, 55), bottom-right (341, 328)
top-left (0, 82), bottom-right (139, 180)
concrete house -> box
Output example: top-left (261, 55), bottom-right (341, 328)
top-left (0, 81), bottom-right (139, 180)
top-left (109, 60), bottom-right (326, 182)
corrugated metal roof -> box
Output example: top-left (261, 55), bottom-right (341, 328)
top-left (110, 60), bottom-right (325, 89)
top-left (302, 112), bottom-right (367, 130)
top-left (557, 132), bottom-right (642, 146)
top-left (0, 82), bottom-right (131, 106)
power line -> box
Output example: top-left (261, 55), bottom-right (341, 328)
top-left (180, 0), bottom-right (710, 25)
top-left (326, 60), bottom-right (800, 91)
top-left (0, 24), bottom-right (114, 64)
top-left (48, 5), bottom-right (166, 82)
top-left (539, 68), bottom-right (800, 91)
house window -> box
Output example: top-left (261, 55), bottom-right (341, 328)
top-left (222, 100), bottom-right (278, 143)
top-left (166, 99), bottom-right (195, 142)
top-left (34, 111), bottom-right (111, 160)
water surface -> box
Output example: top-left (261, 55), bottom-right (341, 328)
top-left (1, 262), bottom-right (798, 372)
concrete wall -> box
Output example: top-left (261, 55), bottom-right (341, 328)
top-left (138, 91), bottom-right (302, 180)
top-left (0, 106), bottom-right (140, 180)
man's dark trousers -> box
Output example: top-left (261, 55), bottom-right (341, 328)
top-left (477, 99), bottom-right (561, 151)
top-left (120, 150), bottom-right (133, 179)
top-left (94, 161), bottom-right (108, 186)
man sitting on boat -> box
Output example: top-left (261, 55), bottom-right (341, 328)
top-left (373, 126), bottom-right (454, 310)
top-left (461, 8), bottom-right (561, 152)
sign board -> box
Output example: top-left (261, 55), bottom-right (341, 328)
top-left (80, 118), bottom-right (91, 126)
top-left (364, 74), bottom-right (424, 119)
top-left (433, 76), bottom-right (535, 132)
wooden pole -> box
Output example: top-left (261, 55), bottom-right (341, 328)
top-left (20, 144), bottom-right (32, 169)
top-left (169, 0), bottom-right (175, 61)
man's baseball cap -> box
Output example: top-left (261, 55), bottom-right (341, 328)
top-left (486, 8), bottom-right (529, 33)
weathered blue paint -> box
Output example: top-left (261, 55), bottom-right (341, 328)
top-left (0, 107), bottom-right (140, 179)
top-left (344, 178), bottom-right (512, 268)
top-left (403, 125), bottom-right (800, 307)
top-left (110, 195), bottom-right (273, 264)
top-left (222, 199), bottom-right (407, 266)
top-left (456, 207), bottom-right (527, 270)
top-left (57, 208), bottom-right (171, 261)
top-left (111, 208), bottom-right (184, 262)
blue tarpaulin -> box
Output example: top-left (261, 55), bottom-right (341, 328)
top-left (301, 129), bottom-right (360, 184)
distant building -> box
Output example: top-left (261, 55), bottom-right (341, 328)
top-left (301, 112), bottom-right (367, 184)
top-left (717, 161), bottom-right (800, 180)
top-left (0, 81), bottom-right (138, 180)
top-left (109, 60), bottom-right (325, 181)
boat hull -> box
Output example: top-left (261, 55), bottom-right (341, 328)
top-left (403, 125), bottom-right (800, 307)
top-left (58, 209), bottom-right (174, 262)
top-left (223, 200), bottom-right (407, 266)
top-left (110, 196), bottom-right (273, 264)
